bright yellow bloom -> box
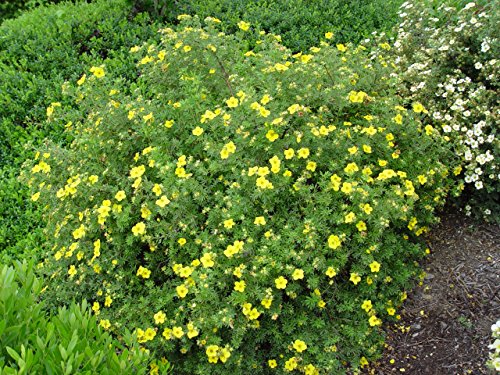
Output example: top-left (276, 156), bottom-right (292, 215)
top-left (254, 216), bottom-right (266, 225)
top-left (361, 300), bottom-right (372, 312)
top-left (306, 161), bottom-right (317, 172)
top-left (31, 192), bottom-right (41, 202)
top-left (178, 238), bottom-right (187, 246)
top-left (266, 129), bottom-right (279, 142)
top-left (130, 165), bottom-right (146, 179)
top-left (156, 195), bottom-right (171, 208)
top-left (326, 267), bottom-right (337, 278)
top-left (154, 311), bottom-right (166, 324)
top-left (325, 32), bottom-right (334, 39)
top-left (369, 315), bottom-right (382, 326)
top-left (192, 126), bottom-right (204, 136)
top-left (292, 269), bottom-right (304, 280)
top-left (412, 102), bottom-right (425, 113)
top-left (369, 261), bottom-right (381, 273)
top-left (275, 276), bottom-right (288, 289)
top-left (105, 295), bottom-right (112, 307)
top-left (224, 219), bottom-right (235, 229)
top-left (115, 190), bottom-right (126, 201)
top-left (284, 148), bottom-right (295, 159)
top-left (356, 221), bottom-right (367, 232)
top-left (336, 44), bottom-right (347, 52)
top-left (261, 298), bottom-right (272, 309)
top-left (100, 319), bottom-right (111, 329)
top-left (234, 280), bottom-right (246, 292)
top-left (77, 74), bottom-right (86, 85)
top-left (328, 234), bottom-right (341, 249)
top-left (285, 357), bottom-right (298, 371)
top-left (172, 326), bottom-right (184, 338)
top-left (200, 253), bottom-right (215, 268)
top-left (238, 21), bottom-right (250, 31)
top-left (132, 222), bottom-right (146, 236)
top-left (176, 285), bottom-right (188, 298)
top-left (293, 339), bottom-right (307, 352)
top-left (68, 265), bottom-right (77, 277)
top-left (137, 266), bottom-right (151, 279)
top-left (297, 148), bottom-right (310, 159)
top-left (268, 359), bottom-right (277, 368)
top-left (90, 66), bottom-right (105, 78)
top-left (350, 272), bottom-right (361, 285)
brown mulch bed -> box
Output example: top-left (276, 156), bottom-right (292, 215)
top-left (367, 210), bottom-right (500, 375)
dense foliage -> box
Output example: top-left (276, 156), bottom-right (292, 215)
top-left (0, 261), bottom-right (171, 373)
top-left (0, 0), bottom-right (160, 261)
top-left (22, 16), bottom-right (461, 374)
top-left (131, 0), bottom-right (406, 52)
top-left (375, 0), bottom-right (499, 222)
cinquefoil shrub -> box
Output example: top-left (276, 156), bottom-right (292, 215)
top-left (23, 17), bottom-right (459, 374)
top-left (378, 0), bottom-right (499, 222)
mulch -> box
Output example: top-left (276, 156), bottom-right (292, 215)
top-left (366, 209), bottom-right (500, 375)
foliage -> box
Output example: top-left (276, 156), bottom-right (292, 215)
top-left (22, 16), bottom-right (460, 374)
top-left (0, 0), bottom-right (161, 261)
top-left (0, 261), bottom-right (171, 374)
top-left (374, 0), bottom-right (499, 222)
top-left (135, 0), bottom-right (406, 52)
top-left (0, 0), bottom-right (64, 24)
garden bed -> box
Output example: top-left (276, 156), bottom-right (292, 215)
top-left (367, 209), bottom-right (499, 374)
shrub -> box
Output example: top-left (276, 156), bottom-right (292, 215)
top-left (488, 319), bottom-right (500, 371)
top-left (141, 0), bottom-right (406, 52)
top-left (0, 0), bottom-right (161, 261)
top-left (0, 261), bottom-right (171, 374)
top-left (375, 0), bottom-right (499, 222)
top-left (23, 17), bottom-right (459, 374)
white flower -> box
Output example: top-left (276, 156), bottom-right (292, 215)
top-left (475, 180), bottom-right (483, 189)
top-left (475, 62), bottom-right (483, 69)
top-left (463, 2), bottom-right (475, 10)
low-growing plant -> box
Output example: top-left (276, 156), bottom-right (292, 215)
top-left (23, 16), bottom-right (460, 374)
top-left (373, 0), bottom-right (499, 222)
top-left (0, 261), bottom-right (171, 374)
top-left (488, 319), bottom-right (500, 371)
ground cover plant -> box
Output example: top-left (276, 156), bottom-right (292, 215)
top-left (0, 0), bottom-right (161, 262)
top-left (21, 15), bottom-right (464, 374)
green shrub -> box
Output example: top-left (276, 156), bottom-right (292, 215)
top-left (142, 0), bottom-right (406, 52)
top-left (0, 0), bottom-right (161, 262)
top-left (0, 261), bottom-right (171, 374)
top-left (23, 17), bottom-right (459, 374)
top-left (375, 0), bottom-right (499, 222)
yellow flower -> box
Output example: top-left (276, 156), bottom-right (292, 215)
top-left (176, 284), bottom-right (189, 298)
top-left (90, 66), bottom-right (105, 78)
top-left (77, 74), bottom-right (86, 85)
top-left (115, 190), bottom-right (126, 201)
top-left (387, 307), bottom-right (396, 316)
top-left (284, 357), bottom-right (298, 371)
top-left (361, 300), bottom-right (372, 312)
top-left (100, 319), bottom-right (111, 329)
top-left (266, 129), bottom-right (279, 142)
top-left (132, 222), bottom-right (146, 236)
top-left (297, 148), bottom-right (310, 159)
top-left (154, 311), bottom-right (166, 325)
top-left (226, 97), bottom-right (239, 108)
top-left (72, 224), bottom-right (86, 240)
top-left (178, 238), bottom-right (187, 246)
top-left (275, 276), bottom-right (288, 289)
top-left (162, 328), bottom-right (172, 340)
top-left (293, 339), bottom-right (307, 353)
top-left (304, 364), bottom-right (318, 375)
top-left (341, 182), bottom-right (353, 194)
top-left (137, 265), bottom-right (151, 279)
top-left (68, 265), bottom-right (77, 277)
top-left (200, 253), bottom-right (215, 268)
top-left (292, 269), bottom-right (304, 280)
top-left (237, 21), bottom-right (250, 31)
top-left (344, 162), bottom-right (359, 174)
top-left (325, 32), bottom-right (334, 39)
top-left (306, 161), bottom-right (317, 172)
top-left (268, 359), bottom-right (277, 368)
top-left (284, 148), bottom-right (295, 159)
top-left (223, 218), bottom-right (235, 229)
top-left (327, 234), bottom-right (341, 249)
top-left (318, 300), bottom-right (326, 308)
top-left (172, 326), bottom-right (184, 338)
top-left (356, 221), bottom-right (367, 232)
top-left (192, 126), bottom-right (204, 136)
top-left (369, 315), bottom-right (382, 326)
top-left (350, 272), bottom-right (361, 285)
top-left (88, 175), bottom-right (99, 184)
top-left (31, 192), bottom-right (40, 202)
top-left (412, 102), bottom-right (425, 113)
top-left (363, 144), bottom-right (372, 153)
top-left (418, 175), bottom-right (427, 184)
top-left (336, 44), bottom-right (347, 52)
top-left (206, 345), bottom-right (219, 357)
top-left (130, 165), bottom-right (146, 179)
top-left (254, 216), bottom-right (266, 225)
top-left (261, 298), bottom-right (272, 309)
top-left (156, 195), bottom-right (171, 208)
top-left (369, 261), bottom-right (381, 273)
top-left (361, 203), bottom-right (373, 215)
top-left (234, 280), bottom-right (246, 292)
top-left (326, 267), bottom-right (337, 278)
top-left (219, 347), bottom-right (231, 363)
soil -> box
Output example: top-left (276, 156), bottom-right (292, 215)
top-left (367, 209), bottom-right (500, 375)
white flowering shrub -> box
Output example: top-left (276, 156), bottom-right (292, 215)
top-left (377, 0), bottom-right (499, 222)
top-left (22, 16), bottom-right (459, 375)
top-left (488, 319), bottom-right (500, 371)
